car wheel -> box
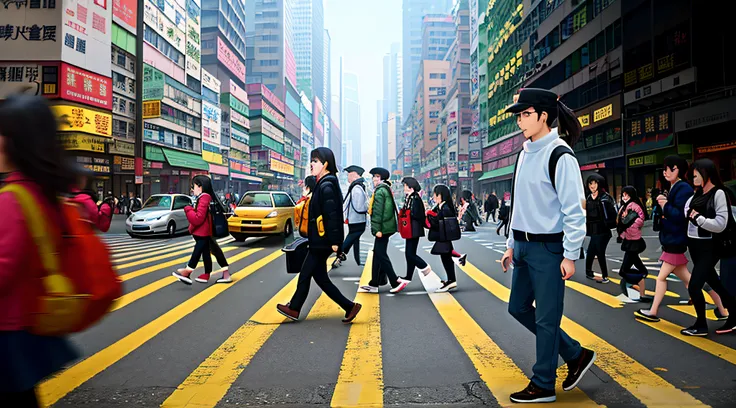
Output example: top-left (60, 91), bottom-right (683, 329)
top-left (167, 221), bottom-right (176, 237)
top-left (231, 233), bottom-right (247, 242)
top-left (283, 219), bottom-right (293, 237)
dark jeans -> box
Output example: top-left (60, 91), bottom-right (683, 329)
top-left (496, 219), bottom-right (508, 235)
top-left (369, 234), bottom-right (399, 287)
top-left (508, 240), bottom-right (583, 390)
top-left (619, 251), bottom-right (648, 295)
top-left (585, 234), bottom-right (611, 278)
top-left (210, 238), bottom-right (229, 268)
top-left (688, 238), bottom-right (735, 326)
top-left (486, 209), bottom-right (497, 222)
top-left (289, 248), bottom-right (354, 313)
top-left (187, 236), bottom-right (212, 273)
top-left (439, 253), bottom-right (456, 282)
top-left (342, 222), bottom-right (365, 265)
top-left (1, 389), bottom-right (38, 407)
top-left (404, 237), bottom-right (428, 280)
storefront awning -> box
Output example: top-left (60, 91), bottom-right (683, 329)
top-left (478, 165), bottom-right (515, 181)
top-left (162, 148), bottom-right (210, 171)
top-left (231, 172), bottom-right (262, 183)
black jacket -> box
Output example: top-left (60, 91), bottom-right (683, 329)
top-left (403, 192), bottom-right (425, 238)
top-left (426, 203), bottom-right (456, 242)
top-left (485, 195), bottom-right (499, 211)
top-left (307, 174), bottom-right (345, 250)
top-left (586, 192), bottom-right (613, 237)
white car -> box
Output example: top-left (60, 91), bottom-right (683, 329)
top-left (126, 194), bottom-right (193, 238)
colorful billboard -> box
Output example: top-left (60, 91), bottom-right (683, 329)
top-left (59, 63), bottom-right (112, 110)
top-left (217, 37), bottom-right (245, 82)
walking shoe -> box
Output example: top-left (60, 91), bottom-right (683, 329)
top-left (332, 258), bottom-right (342, 269)
top-left (172, 268), bottom-right (193, 285)
top-left (359, 285), bottom-right (378, 293)
top-left (339, 253), bottom-right (347, 262)
top-left (436, 280), bottom-right (457, 293)
top-left (195, 273), bottom-right (210, 283)
top-left (562, 348), bottom-right (597, 391)
top-left (715, 318), bottom-right (736, 334)
top-left (509, 381), bottom-right (556, 403)
top-left (585, 273), bottom-right (596, 280)
top-left (216, 269), bottom-right (232, 283)
top-left (398, 276), bottom-right (411, 284)
top-left (276, 304), bottom-right (299, 321)
top-left (638, 295), bottom-right (653, 303)
top-left (390, 280), bottom-right (409, 294)
top-left (634, 309), bottom-right (660, 322)
top-left (680, 325), bottom-right (708, 336)
top-left (597, 277), bottom-right (610, 284)
top-left (342, 303), bottom-right (362, 323)
top-left (714, 308), bottom-right (729, 321)
top-left (455, 254), bottom-right (467, 267)
top-left (419, 266), bottom-right (432, 277)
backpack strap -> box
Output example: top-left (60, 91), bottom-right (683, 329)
top-left (504, 150), bottom-right (524, 238)
top-left (548, 145), bottom-right (575, 191)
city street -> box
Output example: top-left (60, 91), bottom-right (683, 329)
top-left (40, 222), bottom-right (736, 407)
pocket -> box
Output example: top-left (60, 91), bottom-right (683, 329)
top-left (316, 215), bottom-right (325, 237)
top-left (541, 241), bottom-right (564, 255)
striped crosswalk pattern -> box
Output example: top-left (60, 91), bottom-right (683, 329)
top-left (40, 232), bottom-right (736, 407)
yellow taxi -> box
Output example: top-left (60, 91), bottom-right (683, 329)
top-left (229, 191), bottom-right (296, 241)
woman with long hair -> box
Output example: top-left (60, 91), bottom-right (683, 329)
top-left (426, 184), bottom-right (460, 292)
top-left (398, 177), bottom-right (432, 283)
top-left (584, 174), bottom-right (615, 283)
top-left (0, 95), bottom-right (78, 407)
top-left (277, 147), bottom-right (362, 323)
top-left (680, 159), bottom-right (735, 336)
top-left (172, 175), bottom-right (231, 284)
top-left (616, 186), bottom-right (649, 301)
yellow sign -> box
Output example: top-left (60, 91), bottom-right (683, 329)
top-left (202, 150), bottom-right (223, 164)
top-left (53, 105), bottom-right (112, 137)
top-left (59, 133), bottom-right (107, 153)
top-left (269, 159), bottom-right (294, 175)
top-left (593, 104), bottom-right (613, 122)
top-left (143, 100), bottom-right (161, 119)
top-left (578, 114), bottom-right (590, 128)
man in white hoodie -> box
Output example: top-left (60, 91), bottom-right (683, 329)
top-left (334, 165), bottom-right (369, 268)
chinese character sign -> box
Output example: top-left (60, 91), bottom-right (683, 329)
top-left (112, 0), bottom-right (136, 32)
top-left (185, 0), bottom-right (200, 79)
top-left (217, 37), bottom-right (244, 82)
top-left (59, 63), bottom-right (112, 110)
top-left (0, 2), bottom-right (60, 62)
top-left (53, 105), bottom-right (112, 137)
top-left (62, 0), bottom-right (112, 77)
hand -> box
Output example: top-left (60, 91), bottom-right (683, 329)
top-left (560, 258), bottom-right (576, 280)
top-left (500, 248), bottom-right (513, 272)
top-left (332, 245), bottom-right (338, 253)
top-left (376, 232), bottom-right (383, 238)
top-left (689, 209), bottom-right (700, 219)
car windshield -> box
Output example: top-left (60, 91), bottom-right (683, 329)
top-left (239, 193), bottom-right (272, 207)
top-left (142, 195), bottom-right (172, 210)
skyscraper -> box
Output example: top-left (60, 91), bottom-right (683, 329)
top-left (245, 0), bottom-right (295, 99)
top-left (293, 0), bottom-right (325, 107)
top-left (324, 29), bottom-right (332, 114)
top-left (343, 72), bottom-right (362, 166)
top-left (380, 42), bottom-right (402, 171)
top-left (402, 0), bottom-right (453, 122)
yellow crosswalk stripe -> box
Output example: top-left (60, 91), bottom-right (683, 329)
top-left (417, 269), bottom-right (598, 406)
top-left (112, 237), bottom-right (235, 260)
top-left (162, 257), bottom-right (339, 407)
top-left (111, 248), bottom-right (262, 312)
top-left (107, 240), bottom-right (173, 251)
top-left (608, 276), bottom-right (680, 298)
top-left (636, 319), bottom-right (736, 365)
top-left (459, 261), bottom-right (708, 407)
top-left (118, 247), bottom-right (238, 282)
top-left (38, 249), bottom-right (283, 407)
top-left (668, 305), bottom-right (719, 321)
top-left (564, 281), bottom-right (624, 308)
top-left (331, 252), bottom-right (383, 408)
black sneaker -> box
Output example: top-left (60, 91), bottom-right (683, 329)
top-left (339, 253), bottom-right (347, 262)
top-left (638, 295), bottom-right (653, 303)
top-left (562, 348), bottom-right (597, 391)
top-left (634, 309), bottom-right (660, 322)
top-left (715, 318), bottom-right (736, 335)
top-left (459, 254), bottom-right (467, 266)
top-left (598, 277), bottom-right (610, 284)
top-left (680, 325), bottom-right (708, 336)
top-left (585, 273), bottom-right (595, 280)
top-left (509, 381), bottom-right (556, 403)
top-left (714, 308), bottom-right (729, 321)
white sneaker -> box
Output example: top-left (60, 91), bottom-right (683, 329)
top-left (172, 269), bottom-right (193, 285)
top-left (435, 281), bottom-right (457, 293)
top-left (359, 285), bottom-right (378, 293)
top-left (216, 269), bottom-right (232, 283)
top-left (390, 281), bottom-right (409, 294)
top-left (419, 266), bottom-right (432, 277)
top-left (398, 277), bottom-right (411, 284)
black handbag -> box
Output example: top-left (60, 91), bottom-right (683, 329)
top-left (282, 238), bottom-right (309, 274)
top-left (621, 238), bottom-right (647, 254)
top-left (439, 217), bottom-right (461, 241)
top-left (210, 202), bottom-right (230, 238)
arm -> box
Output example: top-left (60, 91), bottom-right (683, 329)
top-left (185, 194), bottom-right (211, 227)
top-left (663, 184), bottom-right (691, 223)
top-left (629, 204), bottom-right (645, 232)
top-left (555, 154), bottom-right (587, 260)
top-left (371, 187), bottom-right (387, 235)
top-left (97, 202), bottom-right (113, 232)
top-left (321, 183), bottom-right (345, 247)
top-left (0, 194), bottom-right (30, 295)
top-left (410, 196), bottom-right (425, 221)
top-left (696, 190), bottom-right (730, 233)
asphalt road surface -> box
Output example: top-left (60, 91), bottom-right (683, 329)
top-left (41, 222), bottom-right (736, 407)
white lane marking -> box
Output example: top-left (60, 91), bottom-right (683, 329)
top-left (342, 277), bottom-right (361, 281)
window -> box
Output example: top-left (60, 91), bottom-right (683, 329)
top-left (273, 193), bottom-right (294, 207)
top-left (173, 196), bottom-right (191, 210)
top-left (240, 193), bottom-right (273, 207)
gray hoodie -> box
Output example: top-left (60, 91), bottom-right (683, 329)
top-left (344, 179), bottom-right (369, 224)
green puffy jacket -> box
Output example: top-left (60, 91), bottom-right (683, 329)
top-left (370, 183), bottom-right (398, 236)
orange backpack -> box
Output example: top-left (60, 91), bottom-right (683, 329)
top-left (294, 194), bottom-right (311, 238)
top-left (1, 184), bottom-right (122, 336)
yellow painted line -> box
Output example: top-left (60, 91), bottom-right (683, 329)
top-left (636, 318), bottom-right (736, 365)
top-left (118, 247), bottom-right (238, 282)
top-left (608, 277), bottom-right (680, 298)
top-left (111, 248), bottom-right (262, 312)
top-left (38, 249), bottom-right (284, 407)
top-left (331, 252), bottom-right (383, 408)
top-left (417, 269), bottom-right (598, 406)
top-left (107, 240), bottom-right (174, 251)
top-left (641, 257), bottom-right (651, 261)
top-left (459, 261), bottom-right (709, 407)
top-left (162, 257), bottom-right (340, 407)
top-left (565, 281), bottom-right (624, 308)
top-left (112, 237), bottom-right (234, 260)
top-left (116, 245), bottom-right (220, 269)
top-left (668, 305), bottom-right (719, 321)
top-left (704, 290), bottom-right (715, 305)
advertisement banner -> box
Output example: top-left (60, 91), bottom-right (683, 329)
top-left (228, 80), bottom-right (248, 106)
top-left (61, 0), bottom-right (113, 77)
top-left (0, 63), bottom-right (60, 99)
top-left (185, 0), bottom-right (201, 79)
top-left (143, 64), bottom-right (165, 100)
top-left (109, 139), bottom-right (135, 156)
top-left (144, 0), bottom-right (185, 54)
top-left (59, 63), bottom-right (112, 110)
top-left (142, 100), bottom-right (161, 118)
top-left (60, 133), bottom-right (107, 152)
top-left (269, 158), bottom-right (294, 176)
top-left (201, 68), bottom-right (220, 94)
top-left (0, 3), bottom-right (61, 63)
top-left (112, 0), bottom-right (137, 33)
top-left (202, 101), bottom-right (221, 145)
top-left (53, 105), bottom-right (112, 137)
top-left (230, 110), bottom-right (249, 128)
top-left (217, 37), bottom-right (245, 82)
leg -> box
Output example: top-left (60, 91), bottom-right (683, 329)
top-left (508, 242), bottom-right (537, 335)
top-left (187, 236), bottom-right (209, 270)
top-left (289, 250), bottom-right (319, 311)
top-left (404, 238), bottom-right (425, 280)
top-left (687, 241), bottom-right (710, 327)
top-left (706, 289), bottom-right (729, 316)
top-left (648, 262), bottom-right (676, 315)
top-left (201, 238), bottom-right (213, 274)
top-left (440, 253), bottom-right (456, 282)
top-left (209, 238), bottom-right (229, 268)
top-left (376, 235), bottom-right (399, 287)
top-left (311, 250), bottom-right (355, 312)
top-left (619, 252), bottom-right (635, 295)
top-left (342, 224), bottom-right (361, 258)
top-left (597, 235), bottom-right (611, 279)
top-left (585, 237), bottom-right (598, 277)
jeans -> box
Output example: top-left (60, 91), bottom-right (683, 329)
top-left (210, 238), bottom-right (229, 268)
top-left (619, 250), bottom-right (648, 294)
top-left (486, 209), bottom-right (497, 223)
top-left (688, 238), bottom-right (735, 326)
top-left (585, 234), bottom-right (611, 278)
top-left (369, 234), bottom-right (399, 287)
top-left (404, 237), bottom-right (428, 280)
top-left (187, 236), bottom-right (212, 273)
top-left (508, 240), bottom-right (583, 390)
top-left (289, 249), bottom-right (354, 313)
top-left (342, 222), bottom-right (365, 265)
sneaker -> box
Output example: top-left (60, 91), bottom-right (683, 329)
top-left (638, 295), bottom-right (653, 303)
top-left (419, 266), bottom-right (432, 277)
top-left (458, 254), bottom-right (467, 266)
top-left (339, 253), bottom-right (347, 262)
top-left (715, 318), bottom-right (736, 334)
top-left (436, 281), bottom-right (457, 293)
top-left (714, 308), bottom-right (729, 321)
top-left (634, 309), bottom-right (660, 322)
top-left (585, 273), bottom-right (596, 280)
top-left (172, 269), bottom-right (193, 285)
top-left (359, 285), bottom-right (378, 293)
top-left (680, 325), bottom-right (708, 336)
top-left (398, 276), bottom-right (411, 284)
top-left (390, 280), bottom-right (409, 294)
top-left (509, 381), bottom-right (556, 403)
top-left (342, 303), bottom-right (362, 323)
top-left (216, 269), bottom-right (232, 283)
top-left (562, 348), bottom-right (597, 391)
top-left (332, 258), bottom-right (342, 269)
top-left (597, 277), bottom-right (610, 284)
top-left (195, 273), bottom-right (210, 283)
top-left (276, 304), bottom-right (299, 321)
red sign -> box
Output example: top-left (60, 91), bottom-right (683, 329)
top-left (217, 37), bottom-right (246, 82)
top-left (580, 163), bottom-right (606, 171)
top-left (59, 63), bottom-right (113, 110)
top-left (113, 0), bottom-right (137, 30)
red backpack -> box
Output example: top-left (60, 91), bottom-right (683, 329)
top-left (1, 184), bottom-right (122, 336)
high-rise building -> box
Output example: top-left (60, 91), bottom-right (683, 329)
top-left (402, 0), bottom-right (453, 122)
top-left (382, 43), bottom-right (402, 120)
top-left (343, 72), bottom-right (362, 166)
top-left (293, 0), bottom-right (325, 107)
top-left (245, 0), bottom-right (295, 99)
top-left (324, 29), bottom-right (332, 115)
top-left (422, 14), bottom-right (455, 60)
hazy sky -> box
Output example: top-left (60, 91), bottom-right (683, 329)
top-left (325, 0), bottom-right (402, 169)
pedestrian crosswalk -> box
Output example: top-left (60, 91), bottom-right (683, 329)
top-left (39, 232), bottom-right (736, 407)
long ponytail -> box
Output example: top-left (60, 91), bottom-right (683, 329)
top-left (556, 99), bottom-right (582, 147)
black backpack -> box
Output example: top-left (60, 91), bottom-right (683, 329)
top-left (209, 200), bottom-right (229, 238)
top-left (600, 193), bottom-right (618, 230)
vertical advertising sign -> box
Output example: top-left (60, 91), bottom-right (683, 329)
top-left (217, 37), bottom-right (245, 82)
top-left (62, 0), bottom-right (113, 77)
top-left (185, 0), bottom-right (201, 79)
top-left (202, 101), bottom-right (221, 145)
top-left (112, 0), bottom-right (137, 33)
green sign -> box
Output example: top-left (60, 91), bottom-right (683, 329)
top-left (221, 93), bottom-right (249, 117)
top-left (143, 64), bottom-right (165, 101)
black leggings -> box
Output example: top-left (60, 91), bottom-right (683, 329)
top-left (342, 222), bottom-right (365, 265)
top-left (496, 219), bottom-right (508, 235)
top-left (187, 236), bottom-right (212, 273)
top-left (439, 253), bottom-right (456, 282)
top-left (289, 249), bottom-right (354, 312)
top-left (619, 251), bottom-right (647, 295)
top-left (210, 237), bottom-right (229, 268)
top-left (585, 234), bottom-right (611, 278)
top-left (688, 238), bottom-right (735, 326)
top-left (1, 388), bottom-right (38, 408)
top-left (404, 237), bottom-right (428, 280)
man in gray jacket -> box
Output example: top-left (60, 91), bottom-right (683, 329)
top-left (334, 165), bottom-right (369, 268)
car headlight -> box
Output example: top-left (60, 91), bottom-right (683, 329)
top-left (145, 216), bottom-right (163, 222)
top-left (265, 210), bottom-right (278, 218)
